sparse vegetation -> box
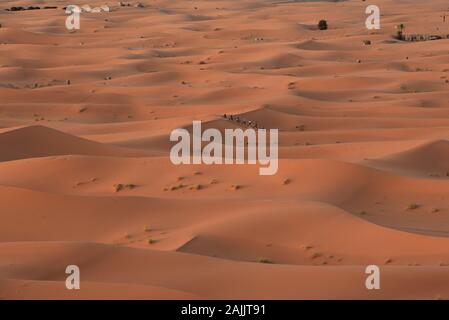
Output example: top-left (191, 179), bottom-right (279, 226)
top-left (429, 173), bottom-right (440, 177)
top-left (170, 183), bottom-right (185, 191)
top-left (114, 183), bottom-right (137, 192)
top-left (189, 184), bottom-right (203, 190)
top-left (258, 258), bottom-right (273, 264)
top-left (318, 20), bottom-right (328, 31)
top-left (148, 238), bottom-right (157, 244)
top-left (310, 252), bottom-right (322, 259)
top-left (407, 203), bottom-right (420, 210)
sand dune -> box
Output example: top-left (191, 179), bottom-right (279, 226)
top-left (3, 241), bottom-right (449, 300)
top-left (1, 0), bottom-right (449, 299)
top-left (0, 125), bottom-right (149, 161)
top-left (368, 140), bottom-right (449, 177)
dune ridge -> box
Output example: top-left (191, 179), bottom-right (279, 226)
top-left (1, 0), bottom-right (449, 299)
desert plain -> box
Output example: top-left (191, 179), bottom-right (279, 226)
top-left (1, 0), bottom-right (449, 299)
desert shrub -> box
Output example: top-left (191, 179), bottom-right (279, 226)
top-left (407, 203), bottom-right (420, 210)
top-left (318, 20), bottom-right (328, 30)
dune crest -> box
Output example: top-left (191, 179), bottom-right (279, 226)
top-left (1, 0), bottom-right (449, 299)
top-left (0, 125), bottom-right (148, 161)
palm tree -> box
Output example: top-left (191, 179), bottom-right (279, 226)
top-left (396, 24), bottom-right (405, 40)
